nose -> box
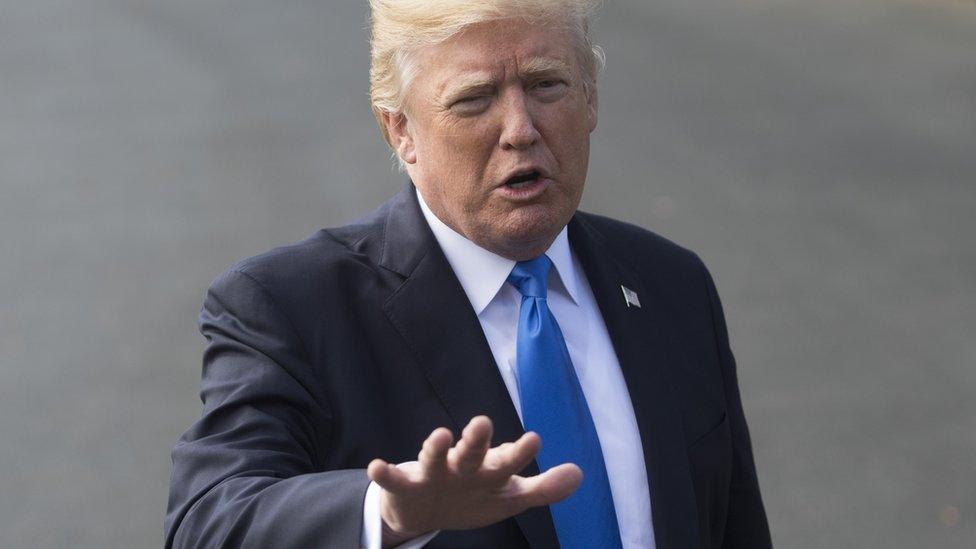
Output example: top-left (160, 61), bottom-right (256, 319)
top-left (498, 90), bottom-right (541, 150)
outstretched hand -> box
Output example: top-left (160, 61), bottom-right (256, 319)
top-left (367, 415), bottom-right (582, 545)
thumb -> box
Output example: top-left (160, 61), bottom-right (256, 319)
top-left (515, 463), bottom-right (583, 508)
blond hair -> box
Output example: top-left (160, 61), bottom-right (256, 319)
top-left (367, 0), bottom-right (605, 147)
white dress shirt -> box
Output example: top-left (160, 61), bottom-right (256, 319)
top-left (361, 190), bottom-right (655, 548)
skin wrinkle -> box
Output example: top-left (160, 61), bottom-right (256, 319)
top-left (370, 3), bottom-right (604, 145)
top-left (437, 58), bottom-right (574, 108)
top-left (384, 19), bottom-right (597, 261)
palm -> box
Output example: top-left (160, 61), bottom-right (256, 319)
top-left (367, 416), bottom-right (582, 541)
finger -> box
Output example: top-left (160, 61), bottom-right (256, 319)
top-left (453, 415), bottom-right (493, 473)
top-left (486, 431), bottom-right (541, 477)
top-left (367, 458), bottom-right (413, 493)
top-left (419, 427), bottom-right (453, 479)
top-left (492, 442), bottom-right (515, 455)
top-left (513, 463), bottom-right (583, 508)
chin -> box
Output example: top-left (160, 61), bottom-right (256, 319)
top-left (486, 206), bottom-right (570, 256)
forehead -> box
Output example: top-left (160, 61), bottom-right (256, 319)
top-left (414, 19), bottom-right (580, 91)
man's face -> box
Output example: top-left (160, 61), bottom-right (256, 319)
top-left (386, 19), bottom-right (598, 260)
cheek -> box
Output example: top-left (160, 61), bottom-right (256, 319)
top-left (539, 102), bottom-right (591, 152)
top-left (416, 134), bottom-right (495, 208)
top-left (423, 122), bottom-right (493, 166)
top-left (445, 138), bottom-right (495, 183)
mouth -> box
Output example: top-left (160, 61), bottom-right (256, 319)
top-left (504, 170), bottom-right (543, 189)
top-left (497, 168), bottom-right (551, 201)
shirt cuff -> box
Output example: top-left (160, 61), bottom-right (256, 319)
top-left (361, 464), bottom-right (441, 549)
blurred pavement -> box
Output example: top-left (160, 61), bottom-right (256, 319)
top-left (1, 0), bottom-right (974, 547)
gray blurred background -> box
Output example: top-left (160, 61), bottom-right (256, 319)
top-left (1, 0), bottom-right (973, 547)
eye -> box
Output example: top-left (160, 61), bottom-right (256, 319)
top-left (530, 79), bottom-right (567, 100)
top-left (451, 95), bottom-right (490, 114)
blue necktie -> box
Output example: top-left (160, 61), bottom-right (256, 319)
top-left (508, 256), bottom-right (623, 549)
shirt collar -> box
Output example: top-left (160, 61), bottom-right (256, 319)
top-left (416, 188), bottom-right (580, 315)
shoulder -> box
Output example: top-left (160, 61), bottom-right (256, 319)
top-left (206, 205), bottom-right (392, 304)
top-left (573, 210), bottom-right (717, 330)
top-left (574, 210), bottom-right (707, 278)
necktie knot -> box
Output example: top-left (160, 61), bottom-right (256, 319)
top-left (507, 255), bottom-right (552, 298)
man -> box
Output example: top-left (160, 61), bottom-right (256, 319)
top-left (165, 1), bottom-right (772, 547)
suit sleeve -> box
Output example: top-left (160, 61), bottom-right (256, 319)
top-left (164, 268), bottom-right (370, 548)
top-left (699, 261), bottom-right (774, 549)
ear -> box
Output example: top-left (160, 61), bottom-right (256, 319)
top-left (382, 111), bottom-right (417, 164)
top-left (585, 84), bottom-right (598, 133)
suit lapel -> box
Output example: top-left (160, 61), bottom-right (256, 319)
top-left (569, 214), bottom-right (700, 549)
top-left (380, 184), bottom-right (560, 549)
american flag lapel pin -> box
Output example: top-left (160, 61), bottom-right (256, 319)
top-left (621, 285), bottom-right (641, 308)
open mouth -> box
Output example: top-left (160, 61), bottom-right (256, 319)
top-left (505, 170), bottom-right (542, 189)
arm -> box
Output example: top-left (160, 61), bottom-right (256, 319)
top-left (700, 261), bottom-right (773, 549)
top-left (166, 268), bottom-right (580, 548)
top-left (165, 268), bottom-right (367, 548)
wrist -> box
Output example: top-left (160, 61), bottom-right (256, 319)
top-left (380, 518), bottom-right (415, 548)
top-left (379, 491), bottom-right (425, 548)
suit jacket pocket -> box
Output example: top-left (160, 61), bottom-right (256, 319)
top-left (688, 412), bottom-right (732, 548)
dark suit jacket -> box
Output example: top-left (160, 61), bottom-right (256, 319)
top-left (165, 184), bottom-right (772, 548)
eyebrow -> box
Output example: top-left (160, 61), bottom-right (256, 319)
top-left (439, 74), bottom-right (496, 104)
top-left (438, 57), bottom-right (573, 104)
top-left (519, 57), bottom-right (572, 79)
